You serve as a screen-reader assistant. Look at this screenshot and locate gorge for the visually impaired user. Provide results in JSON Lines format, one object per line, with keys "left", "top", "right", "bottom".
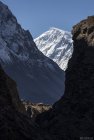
{"left": 0, "top": 1, "right": 94, "bottom": 140}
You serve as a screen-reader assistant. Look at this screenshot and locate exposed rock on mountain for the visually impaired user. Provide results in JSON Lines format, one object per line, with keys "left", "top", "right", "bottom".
{"left": 22, "top": 100, "right": 52, "bottom": 119}
{"left": 36, "top": 16, "right": 94, "bottom": 139}
{"left": 35, "top": 27, "right": 73, "bottom": 70}
{"left": 0, "top": 64, "right": 48, "bottom": 140}
{"left": 0, "top": 1, "right": 64, "bottom": 104}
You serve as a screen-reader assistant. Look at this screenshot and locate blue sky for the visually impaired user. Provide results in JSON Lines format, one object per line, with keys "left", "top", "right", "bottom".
{"left": 1, "top": 0, "right": 94, "bottom": 38}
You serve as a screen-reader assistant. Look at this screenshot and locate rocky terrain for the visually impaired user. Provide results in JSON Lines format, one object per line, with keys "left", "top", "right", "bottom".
{"left": 36, "top": 16, "right": 94, "bottom": 139}
{"left": 35, "top": 27, "right": 73, "bottom": 70}
{"left": 0, "top": 1, "right": 94, "bottom": 140}
{"left": 0, "top": 64, "right": 50, "bottom": 140}
{"left": 0, "top": 1, "right": 64, "bottom": 104}
{"left": 22, "top": 100, "right": 52, "bottom": 119}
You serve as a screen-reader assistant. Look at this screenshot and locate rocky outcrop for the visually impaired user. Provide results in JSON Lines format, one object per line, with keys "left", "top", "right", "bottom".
{"left": 23, "top": 100, "right": 52, "bottom": 119}
{"left": 36, "top": 16, "right": 94, "bottom": 139}
{"left": 0, "top": 64, "right": 49, "bottom": 140}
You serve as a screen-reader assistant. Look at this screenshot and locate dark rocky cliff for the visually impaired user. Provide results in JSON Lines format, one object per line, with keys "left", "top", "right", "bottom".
{"left": 0, "top": 64, "right": 25, "bottom": 111}
{"left": 36, "top": 16, "right": 94, "bottom": 140}
{"left": 0, "top": 64, "right": 49, "bottom": 140}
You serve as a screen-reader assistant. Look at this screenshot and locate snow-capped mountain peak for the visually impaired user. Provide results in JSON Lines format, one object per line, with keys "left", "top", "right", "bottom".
{"left": 35, "top": 27, "right": 73, "bottom": 70}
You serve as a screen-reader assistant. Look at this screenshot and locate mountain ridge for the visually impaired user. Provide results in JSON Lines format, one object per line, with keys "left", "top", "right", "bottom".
{"left": 0, "top": 1, "right": 65, "bottom": 104}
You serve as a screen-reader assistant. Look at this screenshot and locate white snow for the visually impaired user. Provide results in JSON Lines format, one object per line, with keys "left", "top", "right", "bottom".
{"left": 35, "top": 27, "right": 73, "bottom": 70}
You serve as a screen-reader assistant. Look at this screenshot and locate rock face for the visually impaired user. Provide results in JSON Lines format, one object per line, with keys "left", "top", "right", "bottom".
{"left": 0, "top": 1, "right": 65, "bottom": 104}
{"left": 0, "top": 64, "right": 48, "bottom": 140}
{"left": 36, "top": 16, "right": 94, "bottom": 139}
{"left": 23, "top": 100, "right": 52, "bottom": 119}
{"left": 0, "top": 64, "right": 25, "bottom": 112}
{"left": 35, "top": 27, "right": 73, "bottom": 70}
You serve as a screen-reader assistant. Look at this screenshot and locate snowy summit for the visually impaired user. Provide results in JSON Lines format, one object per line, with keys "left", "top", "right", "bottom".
{"left": 35, "top": 27, "right": 73, "bottom": 70}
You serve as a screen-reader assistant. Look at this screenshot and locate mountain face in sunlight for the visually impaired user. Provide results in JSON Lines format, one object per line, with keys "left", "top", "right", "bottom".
{"left": 35, "top": 27, "right": 73, "bottom": 71}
